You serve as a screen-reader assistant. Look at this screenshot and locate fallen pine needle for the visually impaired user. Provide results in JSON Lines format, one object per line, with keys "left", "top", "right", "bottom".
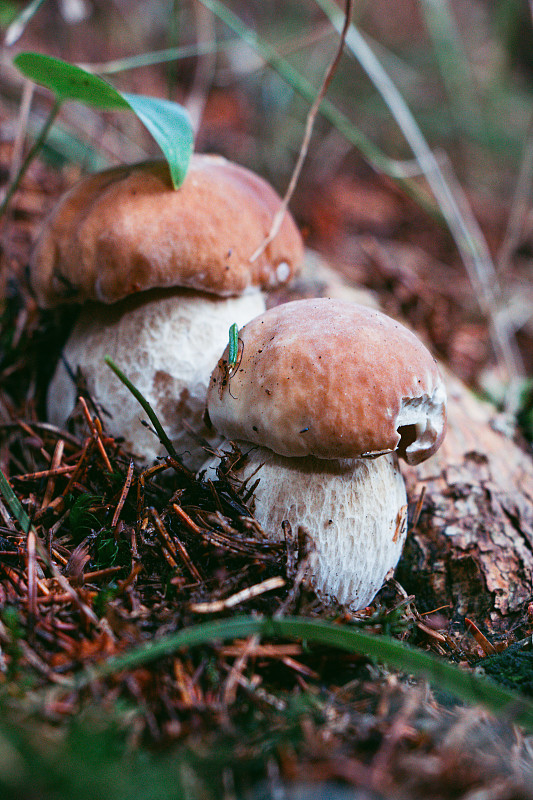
{"left": 189, "top": 576, "right": 286, "bottom": 613}
{"left": 78, "top": 396, "right": 113, "bottom": 472}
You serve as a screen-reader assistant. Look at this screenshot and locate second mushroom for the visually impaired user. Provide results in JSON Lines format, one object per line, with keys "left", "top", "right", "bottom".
{"left": 205, "top": 298, "right": 447, "bottom": 610}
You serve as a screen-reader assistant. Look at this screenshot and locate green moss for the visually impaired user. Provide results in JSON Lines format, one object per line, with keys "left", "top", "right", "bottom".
{"left": 477, "top": 644, "right": 533, "bottom": 696}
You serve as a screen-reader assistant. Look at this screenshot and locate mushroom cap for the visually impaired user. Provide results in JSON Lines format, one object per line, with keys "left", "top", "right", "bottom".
{"left": 207, "top": 298, "right": 447, "bottom": 465}
{"left": 30, "top": 154, "right": 304, "bottom": 308}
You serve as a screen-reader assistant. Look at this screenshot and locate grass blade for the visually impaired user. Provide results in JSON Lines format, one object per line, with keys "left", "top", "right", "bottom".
{"left": 419, "top": 0, "right": 481, "bottom": 132}
{"left": 4, "top": 0, "right": 48, "bottom": 47}
{"left": 0, "top": 98, "right": 61, "bottom": 219}
{"left": 71, "top": 614, "right": 533, "bottom": 731}
{"left": 314, "top": 0, "right": 523, "bottom": 387}
{"left": 80, "top": 39, "right": 238, "bottom": 75}
{"left": 104, "top": 356, "right": 178, "bottom": 460}
{"left": 0, "top": 468, "right": 31, "bottom": 534}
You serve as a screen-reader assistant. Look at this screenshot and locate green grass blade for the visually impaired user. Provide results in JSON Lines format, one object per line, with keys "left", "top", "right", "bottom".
{"left": 4, "top": 0, "right": 48, "bottom": 46}
{"left": 81, "top": 39, "right": 238, "bottom": 75}
{"left": 0, "top": 99, "right": 61, "bottom": 218}
{"left": 104, "top": 356, "right": 178, "bottom": 460}
{"left": 0, "top": 468, "right": 30, "bottom": 534}
{"left": 419, "top": 0, "right": 481, "bottom": 132}
{"left": 71, "top": 615, "right": 533, "bottom": 731}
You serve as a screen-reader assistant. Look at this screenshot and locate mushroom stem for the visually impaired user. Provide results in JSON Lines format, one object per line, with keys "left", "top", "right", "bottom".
{"left": 212, "top": 444, "right": 408, "bottom": 610}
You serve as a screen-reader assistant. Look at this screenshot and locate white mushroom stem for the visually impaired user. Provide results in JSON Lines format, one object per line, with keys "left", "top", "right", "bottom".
{"left": 206, "top": 444, "right": 408, "bottom": 610}
{"left": 47, "top": 289, "right": 266, "bottom": 468}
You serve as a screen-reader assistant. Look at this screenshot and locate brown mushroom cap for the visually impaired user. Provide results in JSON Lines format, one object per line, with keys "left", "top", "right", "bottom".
{"left": 207, "top": 298, "right": 447, "bottom": 465}
{"left": 30, "top": 154, "right": 304, "bottom": 308}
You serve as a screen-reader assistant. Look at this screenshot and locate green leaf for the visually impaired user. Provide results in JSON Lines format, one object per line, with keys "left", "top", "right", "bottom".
{"left": 121, "top": 93, "right": 193, "bottom": 188}
{"left": 13, "top": 51, "right": 128, "bottom": 108}
{"left": 12, "top": 52, "right": 193, "bottom": 187}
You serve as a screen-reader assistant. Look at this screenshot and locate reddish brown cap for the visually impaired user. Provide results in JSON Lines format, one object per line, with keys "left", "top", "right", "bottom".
{"left": 207, "top": 298, "right": 447, "bottom": 465}
{"left": 30, "top": 154, "right": 304, "bottom": 307}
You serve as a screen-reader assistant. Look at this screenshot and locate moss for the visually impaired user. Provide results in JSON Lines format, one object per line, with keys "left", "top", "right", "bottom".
{"left": 477, "top": 644, "right": 533, "bottom": 696}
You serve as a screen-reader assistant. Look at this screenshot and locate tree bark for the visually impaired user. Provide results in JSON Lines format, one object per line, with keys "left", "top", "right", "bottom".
{"left": 399, "top": 367, "right": 533, "bottom": 628}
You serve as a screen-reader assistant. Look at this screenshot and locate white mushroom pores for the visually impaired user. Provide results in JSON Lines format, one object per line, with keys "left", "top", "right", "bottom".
{"left": 205, "top": 298, "right": 447, "bottom": 610}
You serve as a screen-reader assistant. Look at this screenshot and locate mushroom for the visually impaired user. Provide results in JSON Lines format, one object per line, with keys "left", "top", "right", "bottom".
{"left": 205, "top": 298, "right": 447, "bottom": 610}
{"left": 30, "top": 154, "right": 303, "bottom": 466}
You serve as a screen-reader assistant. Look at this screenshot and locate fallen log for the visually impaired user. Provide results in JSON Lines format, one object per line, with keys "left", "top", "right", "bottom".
{"left": 399, "top": 366, "right": 533, "bottom": 629}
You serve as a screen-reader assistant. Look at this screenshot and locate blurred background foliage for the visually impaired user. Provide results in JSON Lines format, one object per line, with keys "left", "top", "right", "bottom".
{"left": 2, "top": 0, "right": 533, "bottom": 191}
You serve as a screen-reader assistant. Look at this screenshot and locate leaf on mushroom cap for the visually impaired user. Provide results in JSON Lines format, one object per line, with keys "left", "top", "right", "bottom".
{"left": 207, "top": 298, "right": 447, "bottom": 465}
{"left": 30, "top": 155, "right": 304, "bottom": 308}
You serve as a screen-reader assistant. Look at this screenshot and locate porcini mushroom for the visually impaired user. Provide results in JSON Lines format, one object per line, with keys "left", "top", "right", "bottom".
{"left": 205, "top": 298, "right": 447, "bottom": 610}
{"left": 30, "top": 154, "right": 303, "bottom": 466}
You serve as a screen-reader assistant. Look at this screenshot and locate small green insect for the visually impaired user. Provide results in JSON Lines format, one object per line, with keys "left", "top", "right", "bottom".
{"left": 228, "top": 322, "right": 239, "bottom": 367}
{"left": 217, "top": 323, "right": 244, "bottom": 400}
